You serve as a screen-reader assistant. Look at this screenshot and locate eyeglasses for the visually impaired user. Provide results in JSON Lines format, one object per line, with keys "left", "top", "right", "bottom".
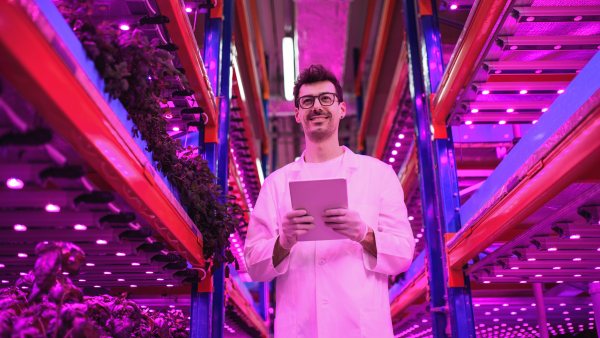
{"left": 297, "top": 93, "right": 339, "bottom": 109}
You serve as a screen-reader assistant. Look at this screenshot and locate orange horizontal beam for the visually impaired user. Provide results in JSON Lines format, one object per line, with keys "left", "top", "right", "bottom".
{"left": 397, "top": 142, "right": 418, "bottom": 203}
{"left": 372, "top": 42, "right": 408, "bottom": 160}
{"left": 431, "top": 0, "right": 510, "bottom": 133}
{"left": 155, "top": 0, "right": 219, "bottom": 143}
{"left": 226, "top": 277, "right": 268, "bottom": 337}
{"left": 0, "top": 0, "right": 205, "bottom": 267}
{"left": 447, "top": 104, "right": 600, "bottom": 270}
{"left": 390, "top": 269, "right": 428, "bottom": 322}
{"left": 235, "top": 0, "right": 269, "bottom": 154}
{"left": 358, "top": 0, "right": 397, "bottom": 152}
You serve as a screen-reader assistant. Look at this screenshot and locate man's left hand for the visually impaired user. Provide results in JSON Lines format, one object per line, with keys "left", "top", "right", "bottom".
{"left": 323, "top": 209, "right": 368, "bottom": 242}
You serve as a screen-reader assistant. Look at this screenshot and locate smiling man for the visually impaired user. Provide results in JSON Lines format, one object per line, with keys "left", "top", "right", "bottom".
{"left": 244, "top": 64, "right": 415, "bottom": 338}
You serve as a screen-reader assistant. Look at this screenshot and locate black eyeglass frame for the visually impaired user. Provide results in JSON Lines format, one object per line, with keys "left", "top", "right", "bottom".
{"left": 296, "top": 93, "right": 341, "bottom": 109}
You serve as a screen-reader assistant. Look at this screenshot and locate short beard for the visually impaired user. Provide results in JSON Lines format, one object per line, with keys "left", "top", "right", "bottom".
{"left": 305, "top": 119, "right": 337, "bottom": 143}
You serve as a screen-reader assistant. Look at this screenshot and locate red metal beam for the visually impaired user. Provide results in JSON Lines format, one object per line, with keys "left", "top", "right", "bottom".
{"left": 155, "top": 0, "right": 219, "bottom": 143}
{"left": 398, "top": 143, "right": 418, "bottom": 203}
{"left": 225, "top": 277, "right": 268, "bottom": 337}
{"left": 389, "top": 269, "right": 428, "bottom": 322}
{"left": 232, "top": 56, "right": 262, "bottom": 191}
{"left": 372, "top": 42, "right": 408, "bottom": 159}
{"left": 0, "top": 0, "right": 205, "bottom": 267}
{"left": 235, "top": 0, "right": 269, "bottom": 154}
{"left": 431, "top": 0, "right": 511, "bottom": 138}
{"left": 249, "top": 0, "right": 270, "bottom": 101}
{"left": 447, "top": 104, "right": 600, "bottom": 271}
{"left": 358, "top": 0, "right": 398, "bottom": 152}
{"left": 354, "top": 0, "right": 377, "bottom": 97}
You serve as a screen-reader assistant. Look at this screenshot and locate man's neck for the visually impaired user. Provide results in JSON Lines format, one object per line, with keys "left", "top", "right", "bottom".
{"left": 303, "top": 136, "right": 344, "bottom": 163}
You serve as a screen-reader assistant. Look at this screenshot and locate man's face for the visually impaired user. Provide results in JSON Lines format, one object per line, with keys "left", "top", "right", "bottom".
{"left": 294, "top": 81, "right": 346, "bottom": 143}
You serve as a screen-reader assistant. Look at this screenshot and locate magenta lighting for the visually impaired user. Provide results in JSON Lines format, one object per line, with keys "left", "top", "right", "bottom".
{"left": 471, "top": 108, "right": 479, "bottom": 113}
{"left": 519, "top": 90, "right": 527, "bottom": 94}
{"left": 13, "top": 224, "right": 26, "bottom": 231}
{"left": 116, "top": 252, "right": 126, "bottom": 256}
{"left": 499, "top": 120, "right": 507, "bottom": 125}
{"left": 96, "top": 239, "right": 108, "bottom": 245}
{"left": 86, "top": 263, "right": 95, "bottom": 266}
{"left": 465, "top": 121, "right": 473, "bottom": 125}
{"left": 45, "top": 203, "right": 60, "bottom": 212}
{"left": 6, "top": 178, "right": 23, "bottom": 189}
{"left": 398, "top": 134, "right": 405, "bottom": 139}
{"left": 17, "top": 253, "right": 27, "bottom": 258}
{"left": 389, "top": 157, "right": 395, "bottom": 163}
{"left": 395, "top": 142, "right": 401, "bottom": 147}
{"left": 450, "top": 4, "right": 457, "bottom": 9}
{"left": 558, "top": 89, "right": 565, "bottom": 94}
{"left": 120, "top": 24, "right": 130, "bottom": 31}
{"left": 173, "top": 126, "right": 180, "bottom": 131}
{"left": 74, "top": 224, "right": 87, "bottom": 230}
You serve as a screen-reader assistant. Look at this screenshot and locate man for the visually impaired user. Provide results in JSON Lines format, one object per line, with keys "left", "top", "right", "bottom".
{"left": 244, "top": 64, "right": 415, "bottom": 338}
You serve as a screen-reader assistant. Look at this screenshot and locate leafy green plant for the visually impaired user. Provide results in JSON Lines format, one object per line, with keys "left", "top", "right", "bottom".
{"left": 56, "top": 0, "right": 244, "bottom": 269}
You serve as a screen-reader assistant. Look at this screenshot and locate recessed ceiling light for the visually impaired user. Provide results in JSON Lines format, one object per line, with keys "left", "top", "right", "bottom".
{"left": 96, "top": 239, "right": 108, "bottom": 245}
{"left": 132, "top": 263, "right": 140, "bottom": 266}
{"left": 482, "top": 90, "right": 490, "bottom": 95}
{"left": 116, "top": 252, "right": 126, "bottom": 257}
{"left": 167, "top": 284, "right": 174, "bottom": 287}
{"left": 74, "top": 224, "right": 87, "bottom": 230}
{"left": 119, "top": 24, "right": 130, "bottom": 31}
{"left": 17, "top": 253, "right": 27, "bottom": 258}
{"left": 130, "top": 285, "right": 137, "bottom": 288}
{"left": 94, "top": 285, "right": 101, "bottom": 288}
{"left": 449, "top": 4, "right": 458, "bottom": 9}
{"left": 118, "top": 279, "right": 125, "bottom": 281}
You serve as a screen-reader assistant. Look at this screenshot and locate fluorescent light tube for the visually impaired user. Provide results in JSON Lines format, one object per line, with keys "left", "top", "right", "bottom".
{"left": 283, "top": 37, "right": 295, "bottom": 101}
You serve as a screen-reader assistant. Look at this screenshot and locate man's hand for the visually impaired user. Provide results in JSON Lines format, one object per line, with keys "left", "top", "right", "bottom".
{"left": 322, "top": 208, "right": 368, "bottom": 242}
{"left": 279, "top": 210, "right": 315, "bottom": 250}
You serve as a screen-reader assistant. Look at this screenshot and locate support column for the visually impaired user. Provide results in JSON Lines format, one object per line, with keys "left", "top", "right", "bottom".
{"left": 190, "top": 283, "right": 212, "bottom": 338}
{"left": 211, "top": 1, "right": 234, "bottom": 338}
{"left": 402, "top": 0, "right": 447, "bottom": 337}
{"left": 403, "top": 0, "right": 476, "bottom": 337}
{"left": 533, "top": 283, "right": 549, "bottom": 338}
{"left": 589, "top": 283, "right": 600, "bottom": 331}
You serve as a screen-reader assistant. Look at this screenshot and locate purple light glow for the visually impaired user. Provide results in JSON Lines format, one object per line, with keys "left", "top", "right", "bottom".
{"left": 506, "top": 109, "right": 514, "bottom": 113}
{"left": 17, "top": 253, "right": 27, "bottom": 258}
{"left": 116, "top": 252, "right": 126, "bottom": 256}
{"left": 395, "top": 142, "right": 401, "bottom": 147}
{"left": 570, "top": 234, "right": 580, "bottom": 239}
{"left": 510, "top": 46, "right": 518, "bottom": 50}
{"left": 74, "top": 224, "right": 87, "bottom": 230}
{"left": 471, "top": 109, "right": 479, "bottom": 113}
{"left": 389, "top": 158, "right": 395, "bottom": 163}
{"left": 558, "top": 89, "right": 565, "bottom": 94}
{"left": 45, "top": 204, "right": 60, "bottom": 212}
{"left": 526, "top": 16, "right": 535, "bottom": 22}
{"left": 398, "top": 134, "right": 405, "bottom": 139}
{"left": 173, "top": 127, "right": 180, "bottom": 131}
{"left": 465, "top": 121, "right": 473, "bottom": 125}
{"left": 450, "top": 4, "right": 457, "bottom": 9}
{"left": 185, "top": 7, "right": 192, "bottom": 12}
{"left": 96, "top": 239, "right": 108, "bottom": 245}
{"left": 13, "top": 224, "right": 26, "bottom": 231}
{"left": 519, "top": 90, "right": 527, "bottom": 94}
{"left": 6, "top": 178, "right": 23, "bottom": 189}
{"left": 554, "top": 45, "right": 562, "bottom": 50}
{"left": 499, "top": 121, "right": 506, "bottom": 125}
{"left": 482, "top": 90, "right": 490, "bottom": 95}
{"left": 120, "top": 24, "right": 130, "bottom": 31}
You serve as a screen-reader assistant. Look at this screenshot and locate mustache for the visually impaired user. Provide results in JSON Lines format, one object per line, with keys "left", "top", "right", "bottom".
{"left": 307, "top": 111, "right": 331, "bottom": 120}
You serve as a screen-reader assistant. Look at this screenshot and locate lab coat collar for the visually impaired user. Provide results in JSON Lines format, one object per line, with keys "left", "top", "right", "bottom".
{"left": 290, "top": 146, "right": 359, "bottom": 173}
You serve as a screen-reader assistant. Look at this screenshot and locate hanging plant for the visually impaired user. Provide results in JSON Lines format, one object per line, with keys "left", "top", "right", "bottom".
{"left": 55, "top": 0, "right": 244, "bottom": 269}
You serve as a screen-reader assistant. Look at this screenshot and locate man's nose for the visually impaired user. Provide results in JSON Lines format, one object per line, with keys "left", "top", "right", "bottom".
{"left": 312, "top": 98, "right": 323, "bottom": 111}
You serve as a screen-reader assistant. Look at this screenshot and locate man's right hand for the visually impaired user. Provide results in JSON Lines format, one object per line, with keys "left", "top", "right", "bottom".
{"left": 279, "top": 210, "right": 315, "bottom": 250}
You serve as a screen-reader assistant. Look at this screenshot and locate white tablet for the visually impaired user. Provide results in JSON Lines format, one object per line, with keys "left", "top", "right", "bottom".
{"left": 289, "top": 178, "right": 348, "bottom": 241}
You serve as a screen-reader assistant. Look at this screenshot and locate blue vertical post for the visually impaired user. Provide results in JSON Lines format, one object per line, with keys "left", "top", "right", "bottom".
{"left": 402, "top": 0, "right": 447, "bottom": 337}
{"left": 190, "top": 5, "right": 223, "bottom": 338}
{"left": 190, "top": 283, "right": 212, "bottom": 338}
{"left": 212, "top": 1, "right": 234, "bottom": 338}
{"left": 262, "top": 98, "right": 269, "bottom": 177}
{"left": 410, "top": 0, "right": 477, "bottom": 337}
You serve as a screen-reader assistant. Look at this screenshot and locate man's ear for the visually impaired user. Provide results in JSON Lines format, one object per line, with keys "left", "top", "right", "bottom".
{"left": 295, "top": 108, "right": 300, "bottom": 123}
{"left": 339, "top": 102, "right": 346, "bottom": 118}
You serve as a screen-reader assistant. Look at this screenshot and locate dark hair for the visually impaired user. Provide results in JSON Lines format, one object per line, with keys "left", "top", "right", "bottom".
{"left": 293, "top": 64, "right": 344, "bottom": 108}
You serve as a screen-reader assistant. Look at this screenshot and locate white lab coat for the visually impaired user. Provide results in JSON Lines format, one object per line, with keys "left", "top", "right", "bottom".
{"left": 244, "top": 147, "right": 415, "bottom": 338}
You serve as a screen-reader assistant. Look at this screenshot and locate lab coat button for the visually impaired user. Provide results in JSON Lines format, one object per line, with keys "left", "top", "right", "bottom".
{"left": 319, "top": 260, "right": 326, "bottom": 266}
